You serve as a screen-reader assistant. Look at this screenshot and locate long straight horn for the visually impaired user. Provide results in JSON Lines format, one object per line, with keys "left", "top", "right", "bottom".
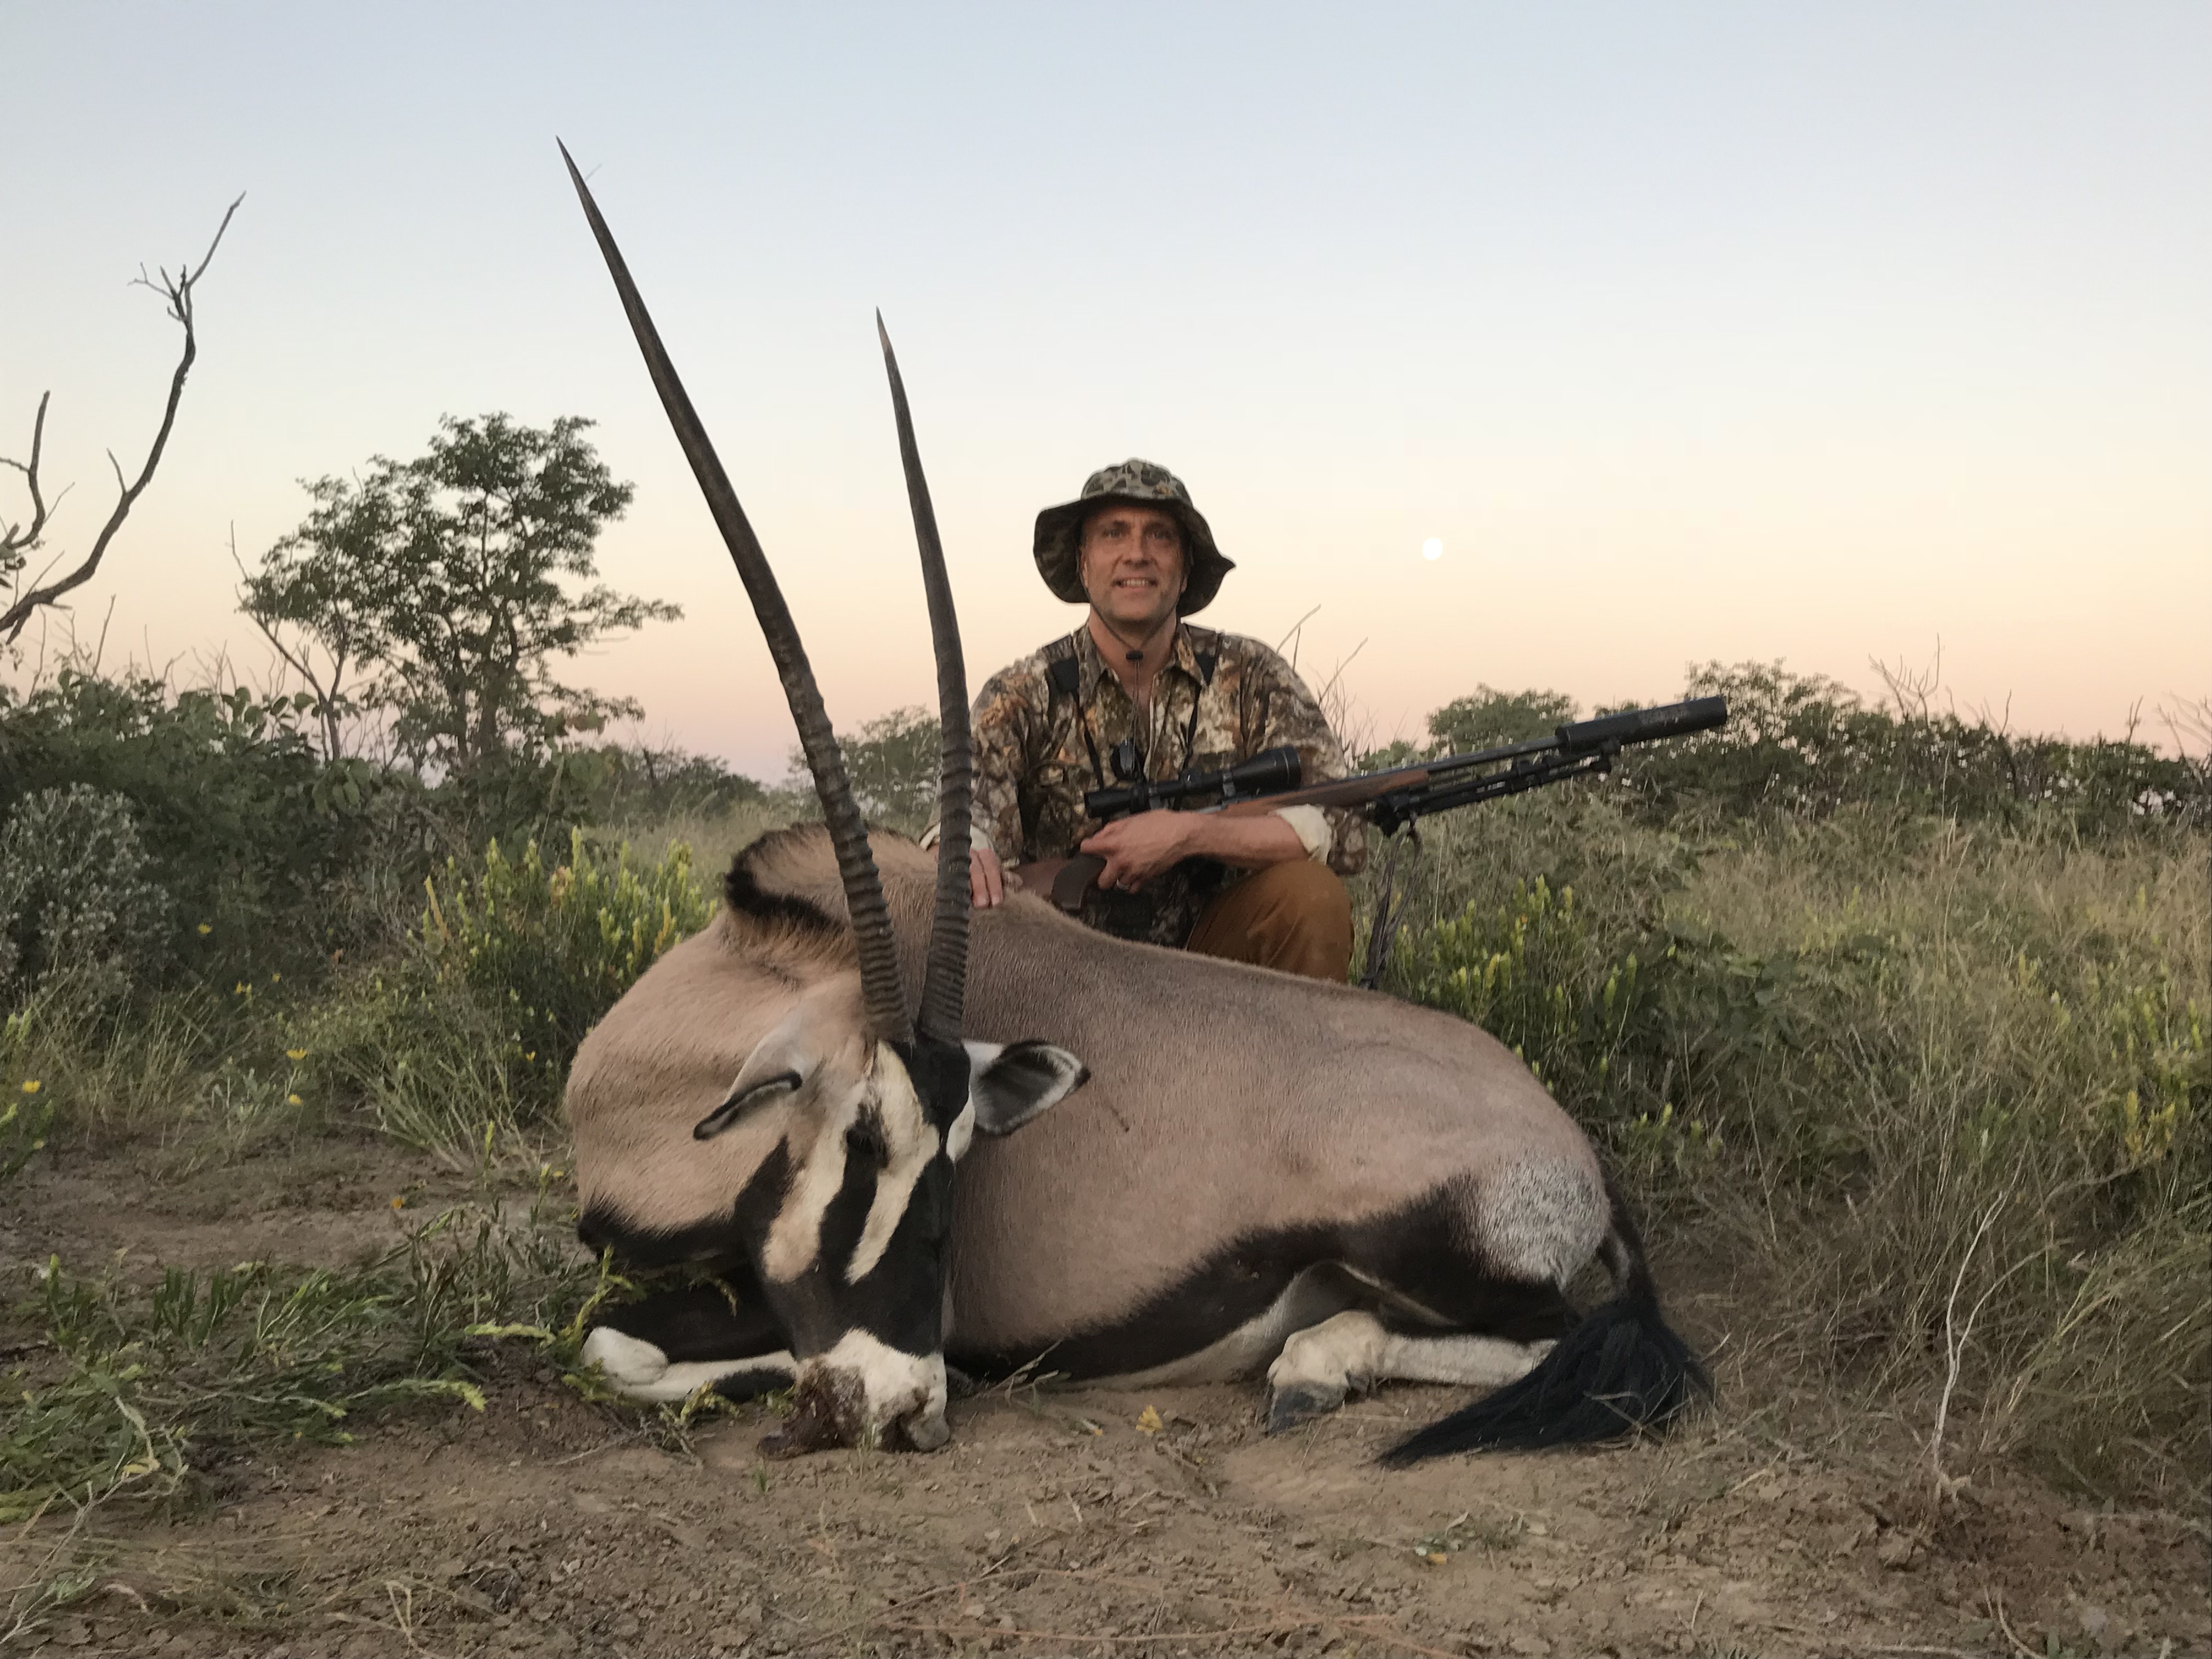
{"left": 876, "top": 314, "right": 969, "bottom": 1042}
{"left": 559, "top": 142, "right": 911, "bottom": 1044}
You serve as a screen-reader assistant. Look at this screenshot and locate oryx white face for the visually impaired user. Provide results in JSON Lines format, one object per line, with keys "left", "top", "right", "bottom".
{"left": 696, "top": 979, "right": 1085, "bottom": 1454}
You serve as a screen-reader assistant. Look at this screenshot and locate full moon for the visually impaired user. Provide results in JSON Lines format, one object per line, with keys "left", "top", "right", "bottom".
{"left": 1421, "top": 538, "right": 1443, "bottom": 561}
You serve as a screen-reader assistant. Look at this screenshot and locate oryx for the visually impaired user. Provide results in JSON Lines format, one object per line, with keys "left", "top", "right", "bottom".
{"left": 557, "top": 149, "right": 1708, "bottom": 1461}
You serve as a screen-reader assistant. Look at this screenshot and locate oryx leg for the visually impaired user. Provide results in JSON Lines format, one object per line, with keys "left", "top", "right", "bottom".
{"left": 582, "top": 1280, "right": 795, "bottom": 1404}
{"left": 1264, "top": 1310, "right": 1554, "bottom": 1434}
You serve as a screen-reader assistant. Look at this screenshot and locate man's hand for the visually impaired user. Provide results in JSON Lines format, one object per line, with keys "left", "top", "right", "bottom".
{"left": 1077, "top": 809, "right": 1311, "bottom": 892}
{"left": 969, "top": 845, "right": 1006, "bottom": 909}
{"left": 1079, "top": 810, "right": 1195, "bottom": 892}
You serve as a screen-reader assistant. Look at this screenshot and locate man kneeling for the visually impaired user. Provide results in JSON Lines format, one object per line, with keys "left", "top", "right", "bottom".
{"left": 956, "top": 459, "right": 1365, "bottom": 981}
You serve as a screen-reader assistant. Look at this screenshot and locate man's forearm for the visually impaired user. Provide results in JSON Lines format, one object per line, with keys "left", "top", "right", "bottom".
{"left": 1180, "top": 811, "right": 1307, "bottom": 870}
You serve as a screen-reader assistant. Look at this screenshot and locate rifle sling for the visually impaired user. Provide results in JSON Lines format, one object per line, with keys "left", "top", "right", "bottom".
{"left": 1049, "top": 853, "right": 1107, "bottom": 913}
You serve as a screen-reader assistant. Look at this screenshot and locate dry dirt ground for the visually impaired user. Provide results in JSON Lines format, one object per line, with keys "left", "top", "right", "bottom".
{"left": 3, "top": 1136, "right": 2206, "bottom": 1659}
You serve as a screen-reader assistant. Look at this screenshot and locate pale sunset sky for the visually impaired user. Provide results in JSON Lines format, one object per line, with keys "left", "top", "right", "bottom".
{"left": 5, "top": 3, "right": 2207, "bottom": 778}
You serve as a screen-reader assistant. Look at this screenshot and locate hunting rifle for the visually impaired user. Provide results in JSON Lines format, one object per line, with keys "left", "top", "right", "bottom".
{"left": 1014, "top": 693, "right": 1729, "bottom": 916}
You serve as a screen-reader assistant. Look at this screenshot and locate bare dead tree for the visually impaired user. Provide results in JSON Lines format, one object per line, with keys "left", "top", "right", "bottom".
{"left": 2161, "top": 694, "right": 2212, "bottom": 761}
{"left": 1869, "top": 640, "right": 1947, "bottom": 722}
{"left": 1, "top": 195, "right": 244, "bottom": 645}
{"left": 2158, "top": 695, "right": 2212, "bottom": 832}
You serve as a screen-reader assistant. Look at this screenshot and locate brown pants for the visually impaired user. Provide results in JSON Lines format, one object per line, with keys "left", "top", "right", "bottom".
{"left": 1185, "top": 860, "right": 1353, "bottom": 982}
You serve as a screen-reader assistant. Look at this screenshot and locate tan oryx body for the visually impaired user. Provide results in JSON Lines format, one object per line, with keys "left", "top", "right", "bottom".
{"left": 577, "top": 828, "right": 1600, "bottom": 1345}
{"left": 555, "top": 143, "right": 1703, "bottom": 1460}
{"left": 571, "top": 825, "right": 1706, "bottom": 1457}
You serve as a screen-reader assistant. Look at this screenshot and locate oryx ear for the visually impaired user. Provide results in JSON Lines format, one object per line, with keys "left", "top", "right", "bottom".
{"left": 695, "top": 1008, "right": 820, "bottom": 1140}
{"left": 963, "top": 1040, "right": 1088, "bottom": 1137}
{"left": 693, "top": 1070, "right": 802, "bottom": 1140}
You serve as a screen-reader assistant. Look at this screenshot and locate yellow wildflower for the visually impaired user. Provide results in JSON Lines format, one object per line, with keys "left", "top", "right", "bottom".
{"left": 286, "top": 1048, "right": 308, "bottom": 1062}
{"left": 196, "top": 922, "right": 212, "bottom": 935}
{"left": 20, "top": 1081, "right": 40, "bottom": 1095}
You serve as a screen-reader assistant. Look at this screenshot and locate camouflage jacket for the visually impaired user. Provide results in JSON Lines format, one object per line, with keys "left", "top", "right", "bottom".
{"left": 967, "top": 623, "right": 1366, "bottom": 946}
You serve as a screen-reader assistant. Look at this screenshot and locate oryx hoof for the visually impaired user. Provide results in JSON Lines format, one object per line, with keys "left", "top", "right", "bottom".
{"left": 579, "top": 1327, "right": 669, "bottom": 1391}
{"left": 1266, "top": 1382, "right": 1345, "bottom": 1435}
{"left": 901, "top": 1412, "right": 952, "bottom": 1452}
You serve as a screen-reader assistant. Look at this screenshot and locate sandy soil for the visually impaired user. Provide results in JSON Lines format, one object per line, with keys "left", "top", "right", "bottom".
{"left": 3, "top": 1138, "right": 2205, "bottom": 1659}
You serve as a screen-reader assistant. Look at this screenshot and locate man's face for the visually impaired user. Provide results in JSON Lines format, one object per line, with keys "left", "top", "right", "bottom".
{"left": 1079, "top": 504, "right": 1186, "bottom": 634}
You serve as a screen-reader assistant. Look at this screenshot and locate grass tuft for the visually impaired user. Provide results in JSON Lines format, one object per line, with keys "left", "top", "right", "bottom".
{"left": 0, "top": 1197, "right": 603, "bottom": 1525}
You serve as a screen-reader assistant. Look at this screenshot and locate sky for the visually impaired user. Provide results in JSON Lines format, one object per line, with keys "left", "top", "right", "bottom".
{"left": 4, "top": 2, "right": 2207, "bottom": 777}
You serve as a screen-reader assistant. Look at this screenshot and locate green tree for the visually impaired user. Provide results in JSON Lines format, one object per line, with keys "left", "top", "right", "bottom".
{"left": 1426, "top": 686, "right": 1579, "bottom": 752}
{"left": 242, "top": 415, "right": 676, "bottom": 780}
{"left": 573, "top": 741, "right": 767, "bottom": 822}
{"left": 791, "top": 706, "right": 938, "bottom": 836}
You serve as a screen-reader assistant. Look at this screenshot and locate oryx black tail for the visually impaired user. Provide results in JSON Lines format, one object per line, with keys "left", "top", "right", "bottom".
{"left": 1381, "top": 1180, "right": 1709, "bottom": 1463}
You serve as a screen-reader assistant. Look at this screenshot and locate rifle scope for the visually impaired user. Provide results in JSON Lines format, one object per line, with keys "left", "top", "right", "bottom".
{"left": 1085, "top": 744, "right": 1302, "bottom": 822}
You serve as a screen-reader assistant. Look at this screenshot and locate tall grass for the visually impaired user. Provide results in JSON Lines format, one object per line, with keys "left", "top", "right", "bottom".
{"left": 0, "top": 969, "right": 394, "bottom": 1197}
{"left": 0, "top": 982, "right": 216, "bottom": 1150}
{"left": 597, "top": 792, "right": 812, "bottom": 883}
{"left": 1378, "top": 792, "right": 2209, "bottom": 1502}
{"left": 1676, "top": 815, "right": 2207, "bottom": 1500}
{"left": 0, "top": 828, "right": 730, "bottom": 1173}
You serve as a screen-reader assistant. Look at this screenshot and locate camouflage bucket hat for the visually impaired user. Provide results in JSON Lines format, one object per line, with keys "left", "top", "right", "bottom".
{"left": 1032, "top": 458, "right": 1235, "bottom": 616}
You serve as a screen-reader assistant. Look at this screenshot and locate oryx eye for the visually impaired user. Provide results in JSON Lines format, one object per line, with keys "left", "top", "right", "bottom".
{"left": 845, "top": 1120, "right": 888, "bottom": 1166}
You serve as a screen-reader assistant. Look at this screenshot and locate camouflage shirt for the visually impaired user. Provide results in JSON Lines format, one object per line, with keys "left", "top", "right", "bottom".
{"left": 968, "top": 623, "right": 1366, "bottom": 946}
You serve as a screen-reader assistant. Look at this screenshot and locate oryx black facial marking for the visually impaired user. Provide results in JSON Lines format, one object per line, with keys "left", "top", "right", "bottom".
{"left": 577, "top": 1144, "right": 793, "bottom": 1274}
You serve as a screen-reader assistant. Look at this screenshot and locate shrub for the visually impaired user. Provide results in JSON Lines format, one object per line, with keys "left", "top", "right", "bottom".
{"left": 1392, "top": 879, "right": 1654, "bottom": 1111}
{"left": 0, "top": 786, "right": 169, "bottom": 1003}
{"left": 307, "top": 832, "right": 713, "bottom": 1161}
{"left": 419, "top": 830, "right": 712, "bottom": 1077}
{"left": 1384, "top": 873, "right": 1730, "bottom": 1189}
{"left": 1425, "top": 685, "right": 1579, "bottom": 751}
{"left": 571, "top": 741, "right": 767, "bottom": 823}
{"left": 1611, "top": 662, "right": 2206, "bottom": 832}
{"left": 0, "top": 671, "right": 419, "bottom": 981}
